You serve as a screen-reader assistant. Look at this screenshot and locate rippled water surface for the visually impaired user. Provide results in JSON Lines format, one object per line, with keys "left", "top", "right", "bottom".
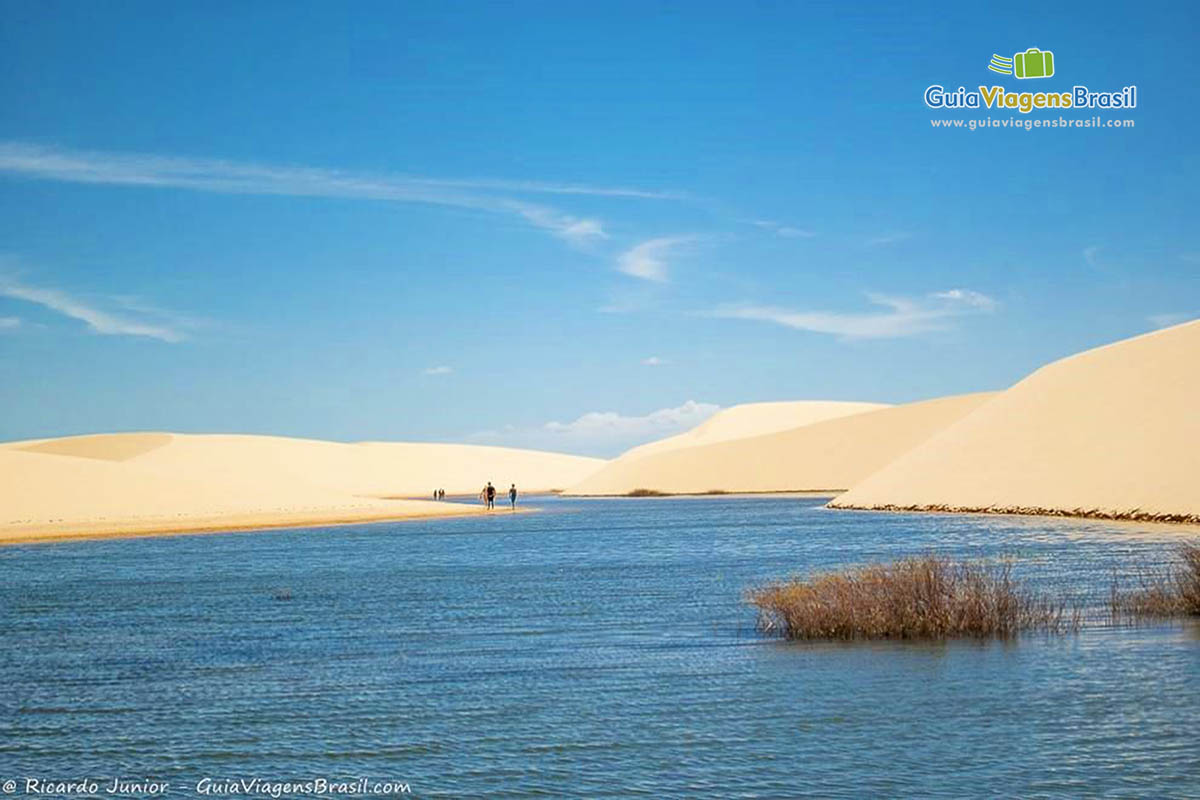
{"left": 2, "top": 496, "right": 1199, "bottom": 798}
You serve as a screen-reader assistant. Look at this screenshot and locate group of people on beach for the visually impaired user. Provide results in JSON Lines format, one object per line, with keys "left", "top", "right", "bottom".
{"left": 480, "top": 482, "right": 517, "bottom": 510}
{"left": 432, "top": 482, "right": 518, "bottom": 510}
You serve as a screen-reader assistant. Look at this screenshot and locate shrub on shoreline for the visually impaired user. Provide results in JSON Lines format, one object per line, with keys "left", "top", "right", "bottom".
{"left": 1110, "top": 542, "right": 1200, "bottom": 619}
{"left": 749, "top": 555, "right": 1080, "bottom": 641}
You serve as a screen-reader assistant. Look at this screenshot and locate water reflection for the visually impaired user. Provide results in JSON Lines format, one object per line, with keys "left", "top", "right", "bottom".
{"left": 0, "top": 496, "right": 1197, "bottom": 797}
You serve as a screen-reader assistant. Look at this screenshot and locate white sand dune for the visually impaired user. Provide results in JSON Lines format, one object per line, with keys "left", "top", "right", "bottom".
{"left": 565, "top": 393, "right": 995, "bottom": 496}
{"left": 18, "top": 317, "right": 1191, "bottom": 541}
{"left": 831, "top": 320, "right": 1200, "bottom": 523}
{"left": 0, "top": 434, "right": 604, "bottom": 544}
{"left": 619, "top": 401, "right": 890, "bottom": 461}
{"left": 83, "top": 434, "right": 603, "bottom": 497}
{"left": 17, "top": 432, "right": 174, "bottom": 461}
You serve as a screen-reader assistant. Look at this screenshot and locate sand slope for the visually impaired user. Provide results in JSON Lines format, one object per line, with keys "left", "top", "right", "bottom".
{"left": 97, "top": 434, "right": 603, "bottom": 497}
{"left": 0, "top": 434, "right": 604, "bottom": 544}
{"left": 566, "top": 393, "right": 995, "bottom": 496}
{"left": 619, "top": 401, "right": 889, "bottom": 461}
{"left": 16, "top": 432, "right": 174, "bottom": 461}
{"left": 831, "top": 320, "right": 1200, "bottom": 522}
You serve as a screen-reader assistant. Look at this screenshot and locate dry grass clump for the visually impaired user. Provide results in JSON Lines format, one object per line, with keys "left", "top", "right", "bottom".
{"left": 749, "top": 555, "right": 1079, "bottom": 641}
{"left": 626, "top": 488, "right": 667, "bottom": 497}
{"left": 1110, "top": 542, "right": 1200, "bottom": 619}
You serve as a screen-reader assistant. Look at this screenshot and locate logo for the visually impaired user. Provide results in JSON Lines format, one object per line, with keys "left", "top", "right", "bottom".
{"left": 924, "top": 46, "right": 1136, "bottom": 115}
{"left": 989, "top": 48, "right": 1055, "bottom": 79}
{"left": 988, "top": 54, "right": 1014, "bottom": 75}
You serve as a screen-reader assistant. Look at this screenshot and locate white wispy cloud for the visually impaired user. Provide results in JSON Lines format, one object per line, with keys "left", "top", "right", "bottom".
{"left": 775, "top": 226, "right": 814, "bottom": 239}
{"left": 1083, "top": 245, "right": 1101, "bottom": 268}
{"left": 0, "top": 278, "right": 185, "bottom": 342}
{"left": 930, "top": 288, "right": 998, "bottom": 310}
{"left": 1147, "top": 312, "right": 1195, "bottom": 330}
{"left": 0, "top": 316, "right": 19, "bottom": 329}
{"left": 617, "top": 235, "right": 696, "bottom": 282}
{"left": 641, "top": 356, "right": 664, "bottom": 366}
{"left": 865, "top": 232, "right": 913, "bottom": 247}
{"left": 423, "top": 365, "right": 453, "bottom": 375}
{"left": 0, "top": 142, "right": 678, "bottom": 246}
{"left": 751, "top": 220, "right": 816, "bottom": 239}
{"left": 412, "top": 176, "right": 682, "bottom": 200}
{"left": 507, "top": 202, "right": 608, "bottom": 246}
{"left": 714, "top": 289, "right": 997, "bottom": 340}
{"left": 468, "top": 400, "right": 720, "bottom": 457}
{"left": 545, "top": 400, "right": 718, "bottom": 437}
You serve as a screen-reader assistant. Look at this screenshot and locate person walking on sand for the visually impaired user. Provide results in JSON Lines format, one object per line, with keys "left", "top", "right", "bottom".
{"left": 509, "top": 484, "right": 518, "bottom": 510}
{"left": 484, "top": 482, "right": 496, "bottom": 510}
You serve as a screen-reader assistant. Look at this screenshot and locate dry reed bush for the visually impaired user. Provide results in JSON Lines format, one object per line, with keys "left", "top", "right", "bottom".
{"left": 1110, "top": 542, "right": 1200, "bottom": 619}
{"left": 749, "top": 555, "right": 1079, "bottom": 641}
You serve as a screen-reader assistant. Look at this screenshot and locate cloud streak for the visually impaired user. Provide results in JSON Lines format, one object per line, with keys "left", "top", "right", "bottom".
{"left": 1147, "top": 312, "right": 1194, "bottom": 330}
{"left": 865, "top": 232, "right": 913, "bottom": 247}
{"left": 545, "top": 400, "right": 718, "bottom": 438}
{"left": 751, "top": 220, "right": 815, "bottom": 238}
{"left": 714, "top": 289, "right": 997, "bottom": 340}
{"left": 423, "top": 365, "right": 453, "bottom": 375}
{"left": 0, "top": 142, "right": 682, "bottom": 246}
{"left": 617, "top": 235, "right": 697, "bottom": 282}
{"left": 507, "top": 201, "right": 608, "bottom": 246}
{"left": 0, "top": 278, "right": 185, "bottom": 341}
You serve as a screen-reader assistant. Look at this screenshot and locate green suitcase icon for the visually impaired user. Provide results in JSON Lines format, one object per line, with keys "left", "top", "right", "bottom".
{"left": 1014, "top": 48, "right": 1054, "bottom": 79}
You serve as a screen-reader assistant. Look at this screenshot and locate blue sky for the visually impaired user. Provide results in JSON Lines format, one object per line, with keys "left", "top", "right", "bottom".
{"left": 1, "top": 1, "right": 1197, "bottom": 456}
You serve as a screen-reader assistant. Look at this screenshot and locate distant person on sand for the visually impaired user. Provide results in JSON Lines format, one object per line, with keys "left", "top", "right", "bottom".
{"left": 485, "top": 482, "right": 496, "bottom": 510}
{"left": 509, "top": 484, "right": 518, "bottom": 510}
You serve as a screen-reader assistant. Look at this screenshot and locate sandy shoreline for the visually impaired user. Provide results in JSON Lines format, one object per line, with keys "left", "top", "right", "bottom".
{"left": 568, "top": 492, "right": 1200, "bottom": 526}
{"left": 829, "top": 502, "right": 1200, "bottom": 527}
{"left": 564, "top": 490, "right": 843, "bottom": 499}
{"left": 0, "top": 502, "right": 535, "bottom": 547}
{"left": 0, "top": 434, "right": 598, "bottom": 547}
{"left": 8, "top": 496, "right": 1195, "bottom": 550}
